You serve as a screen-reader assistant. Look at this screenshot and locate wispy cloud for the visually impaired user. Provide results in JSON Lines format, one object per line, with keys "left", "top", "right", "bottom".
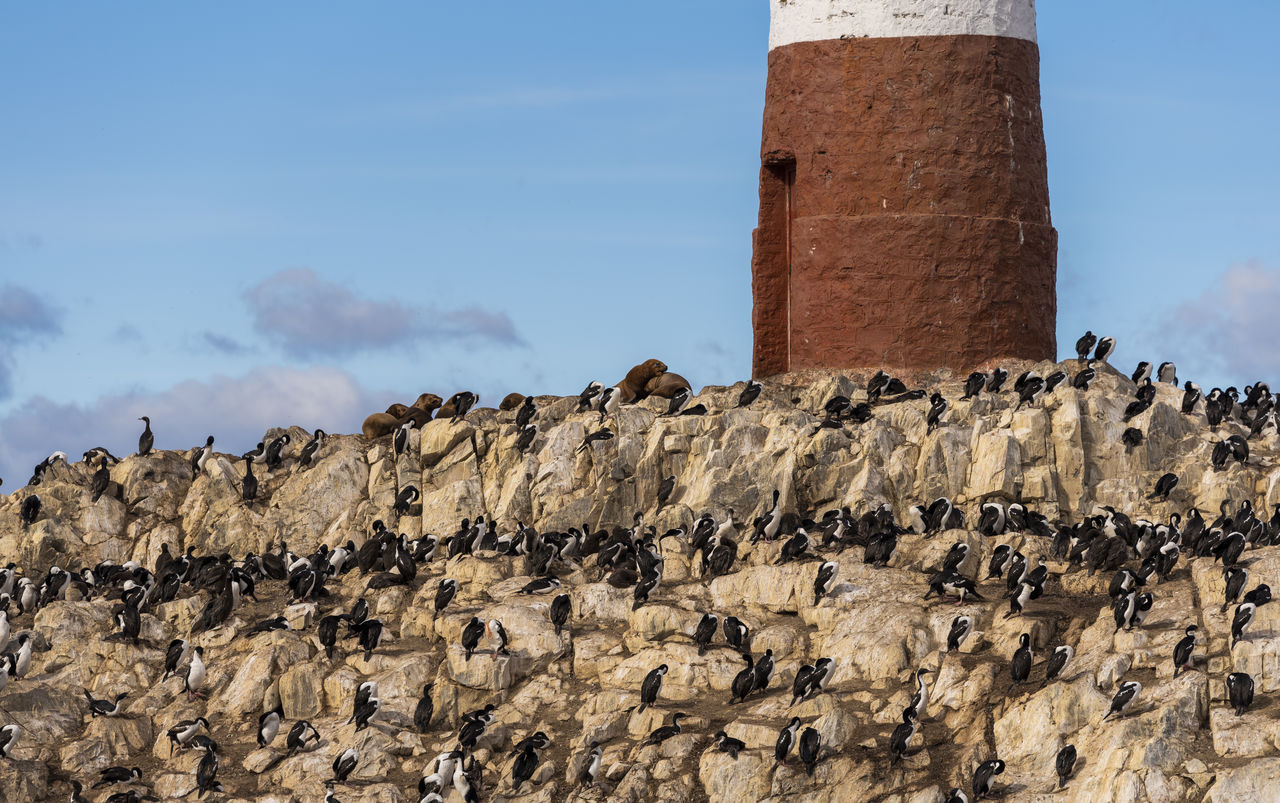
{"left": 243, "top": 268, "right": 521, "bottom": 359}
{"left": 0, "top": 283, "right": 63, "bottom": 401}
{"left": 112, "top": 324, "right": 143, "bottom": 343}
{"left": 1159, "top": 262, "right": 1280, "bottom": 380}
{"left": 197, "top": 331, "right": 254, "bottom": 356}
{"left": 0, "top": 365, "right": 397, "bottom": 483}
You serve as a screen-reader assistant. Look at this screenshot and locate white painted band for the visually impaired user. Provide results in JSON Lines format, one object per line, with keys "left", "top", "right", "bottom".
{"left": 769, "top": 0, "right": 1037, "bottom": 49}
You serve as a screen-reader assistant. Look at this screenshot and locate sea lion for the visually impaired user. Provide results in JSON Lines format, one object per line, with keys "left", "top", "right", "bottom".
{"left": 409, "top": 393, "right": 443, "bottom": 417}
{"left": 643, "top": 372, "right": 692, "bottom": 400}
{"left": 500, "top": 393, "right": 527, "bottom": 411}
{"left": 385, "top": 403, "right": 411, "bottom": 418}
{"left": 618, "top": 359, "right": 668, "bottom": 403}
{"left": 362, "top": 413, "right": 399, "bottom": 439}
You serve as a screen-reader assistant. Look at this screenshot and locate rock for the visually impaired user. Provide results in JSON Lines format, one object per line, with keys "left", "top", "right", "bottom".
{"left": 2, "top": 368, "right": 1279, "bottom": 802}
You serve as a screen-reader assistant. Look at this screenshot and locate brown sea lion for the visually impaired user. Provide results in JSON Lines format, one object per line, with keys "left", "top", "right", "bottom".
{"left": 409, "top": 393, "right": 443, "bottom": 417}
{"left": 362, "top": 412, "right": 399, "bottom": 439}
{"left": 643, "top": 372, "right": 692, "bottom": 399}
{"left": 385, "top": 403, "right": 411, "bottom": 418}
{"left": 499, "top": 393, "right": 527, "bottom": 411}
{"left": 617, "top": 359, "right": 667, "bottom": 403}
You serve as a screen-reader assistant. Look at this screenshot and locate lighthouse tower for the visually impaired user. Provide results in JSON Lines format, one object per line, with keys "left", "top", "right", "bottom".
{"left": 751, "top": 0, "right": 1057, "bottom": 376}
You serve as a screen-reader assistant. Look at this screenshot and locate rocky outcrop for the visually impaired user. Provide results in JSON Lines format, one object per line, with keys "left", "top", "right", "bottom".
{"left": 0, "top": 361, "right": 1276, "bottom": 802}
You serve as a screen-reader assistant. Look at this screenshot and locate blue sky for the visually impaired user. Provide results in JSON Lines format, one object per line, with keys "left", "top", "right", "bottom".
{"left": 1, "top": 2, "right": 1278, "bottom": 482}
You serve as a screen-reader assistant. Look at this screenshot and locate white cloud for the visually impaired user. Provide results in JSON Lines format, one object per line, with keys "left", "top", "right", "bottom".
{"left": 1164, "top": 262, "right": 1280, "bottom": 380}
{"left": 0, "top": 366, "right": 397, "bottom": 484}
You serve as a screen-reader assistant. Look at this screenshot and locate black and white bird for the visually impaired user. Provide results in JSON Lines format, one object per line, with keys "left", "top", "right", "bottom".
{"left": 813, "top": 561, "right": 838, "bottom": 606}
{"left": 1158, "top": 361, "right": 1177, "bottom": 384}
{"left": 1093, "top": 336, "right": 1115, "bottom": 363}
{"left": 183, "top": 646, "right": 206, "bottom": 700}
{"left": 166, "top": 717, "right": 208, "bottom": 751}
{"left": 434, "top": 578, "right": 459, "bottom": 619}
{"left": 332, "top": 747, "right": 359, "bottom": 782}
{"left": 798, "top": 726, "right": 821, "bottom": 776}
{"left": 1009, "top": 634, "right": 1033, "bottom": 690}
{"left": 775, "top": 716, "right": 801, "bottom": 764}
{"left": 265, "top": 433, "right": 290, "bottom": 470}
{"left": 1149, "top": 472, "right": 1178, "bottom": 500}
{"left": 663, "top": 387, "right": 691, "bottom": 415}
{"left": 1104, "top": 681, "right": 1142, "bottom": 721}
{"left": 947, "top": 615, "right": 973, "bottom": 652}
{"left": 191, "top": 436, "right": 214, "bottom": 477}
{"left": 926, "top": 393, "right": 948, "bottom": 433}
{"left": 297, "top": 428, "right": 326, "bottom": 468}
{"left": 712, "top": 730, "right": 746, "bottom": 759}
{"left": 578, "top": 741, "right": 603, "bottom": 785}
{"left": 577, "top": 381, "right": 603, "bottom": 411}
{"left": 1042, "top": 645, "right": 1074, "bottom": 686}
{"left": 638, "top": 664, "right": 667, "bottom": 713}
{"left": 642, "top": 712, "right": 686, "bottom": 746}
{"left": 519, "top": 576, "right": 561, "bottom": 595}
{"left": 1227, "top": 672, "right": 1254, "bottom": 716}
{"left": 728, "top": 653, "right": 755, "bottom": 705}
{"left": 83, "top": 688, "right": 128, "bottom": 717}
{"left": 888, "top": 707, "right": 918, "bottom": 766}
{"left": 91, "top": 766, "right": 142, "bottom": 788}
{"left": 1075, "top": 331, "right": 1097, "bottom": 361}
{"left": 736, "top": 380, "right": 763, "bottom": 408}
{"left": 550, "top": 593, "right": 572, "bottom": 637}
{"left": 1056, "top": 744, "right": 1076, "bottom": 789}
{"left": 461, "top": 617, "right": 485, "bottom": 661}
{"left": 394, "top": 485, "right": 420, "bottom": 518}
{"left": 448, "top": 391, "right": 478, "bottom": 422}
{"left": 196, "top": 746, "right": 221, "bottom": 796}
{"left": 1172, "top": 626, "right": 1197, "bottom": 676}
{"left": 1231, "top": 603, "right": 1256, "bottom": 647}
{"left": 1222, "top": 567, "right": 1249, "bottom": 613}
{"left": 285, "top": 721, "right": 321, "bottom": 758}
{"left": 693, "top": 613, "right": 718, "bottom": 656}
{"left": 1132, "top": 361, "right": 1152, "bottom": 384}
{"left": 351, "top": 618, "right": 385, "bottom": 661}
{"left": 723, "top": 617, "right": 749, "bottom": 652}
{"left": 0, "top": 724, "right": 17, "bottom": 758}
{"left": 577, "top": 427, "right": 615, "bottom": 453}
{"left": 908, "top": 668, "right": 932, "bottom": 718}
{"left": 972, "top": 758, "right": 1006, "bottom": 799}
{"left": 753, "top": 489, "right": 782, "bottom": 542}
{"left": 596, "top": 386, "right": 620, "bottom": 422}
{"left": 258, "top": 704, "right": 283, "bottom": 747}
{"left": 753, "top": 648, "right": 775, "bottom": 695}
{"left": 962, "top": 371, "right": 986, "bottom": 400}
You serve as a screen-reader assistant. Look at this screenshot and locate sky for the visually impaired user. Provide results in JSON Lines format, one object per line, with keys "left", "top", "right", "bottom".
{"left": 1, "top": 2, "right": 1279, "bottom": 483}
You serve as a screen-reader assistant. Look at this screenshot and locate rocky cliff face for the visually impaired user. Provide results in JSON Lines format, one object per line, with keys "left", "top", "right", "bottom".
{"left": 0, "top": 361, "right": 1277, "bottom": 802}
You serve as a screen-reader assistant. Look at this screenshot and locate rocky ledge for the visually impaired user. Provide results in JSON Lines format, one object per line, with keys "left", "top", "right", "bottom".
{"left": 0, "top": 360, "right": 1277, "bottom": 802}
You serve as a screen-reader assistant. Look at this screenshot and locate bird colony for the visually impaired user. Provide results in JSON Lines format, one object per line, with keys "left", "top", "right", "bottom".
{"left": 0, "top": 346, "right": 1278, "bottom": 803}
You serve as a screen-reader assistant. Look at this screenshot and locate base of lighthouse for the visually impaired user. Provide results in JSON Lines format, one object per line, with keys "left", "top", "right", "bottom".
{"left": 751, "top": 16, "right": 1057, "bottom": 377}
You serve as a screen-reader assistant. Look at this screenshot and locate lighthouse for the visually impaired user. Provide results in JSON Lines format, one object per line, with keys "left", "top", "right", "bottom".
{"left": 751, "top": 0, "right": 1057, "bottom": 376}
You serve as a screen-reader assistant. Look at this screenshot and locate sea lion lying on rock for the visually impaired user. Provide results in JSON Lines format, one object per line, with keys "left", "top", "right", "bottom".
{"left": 644, "top": 372, "right": 691, "bottom": 400}
{"left": 617, "top": 359, "right": 668, "bottom": 403}
{"left": 362, "top": 393, "right": 444, "bottom": 438}
{"left": 499, "top": 393, "right": 527, "bottom": 411}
